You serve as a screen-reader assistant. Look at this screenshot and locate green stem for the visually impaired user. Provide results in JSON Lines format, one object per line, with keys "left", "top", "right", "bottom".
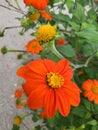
{"left": 84, "top": 48, "right": 98, "bottom": 67}
{"left": 7, "top": 49, "right": 26, "bottom": 53}
{"left": 48, "top": 41, "right": 75, "bottom": 67}
{"left": 48, "top": 41, "right": 64, "bottom": 59}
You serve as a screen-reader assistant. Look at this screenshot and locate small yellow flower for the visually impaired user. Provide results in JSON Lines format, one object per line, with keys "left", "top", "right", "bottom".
{"left": 13, "top": 115, "right": 22, "bottom": 125}
{"left": 36, "top": 24, "right": 56, "bottom": 43}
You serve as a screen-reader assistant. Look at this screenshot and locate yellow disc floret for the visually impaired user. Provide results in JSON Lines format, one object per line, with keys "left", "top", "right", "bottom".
{"left": 46, "top": 72, "right": 64, "bottom": 89}
{"left": 13, "top": 115, "right": 22, "bottom": 125}
{"left": 36, "top": 24, "right": 56, "bottom": 43}
{"left": 92, "top": 85, "right": 98, "bottom": 94}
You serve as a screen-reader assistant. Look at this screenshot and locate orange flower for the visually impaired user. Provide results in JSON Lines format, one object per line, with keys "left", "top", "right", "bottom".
{"left": 40, "top": 11, "right": 52, "bottom": 20}
{"left": 57, "top": 39, "right": 65, "bottom": 46}
{"left": 23, "top": 0, "right": 33, "bottom": 5}
{"left": 13, "top": 115, "right": 22, "bottom": 125}
{"left": 25, "top": 39, "right": 43, "bottom": 54}
{"left": 28, "top": 12, "right": 40, "bottom": 21}
{"left": 17, "top": 59, "right": 81, "bottom": 118}
{"left": 14, "top": 89, "right": 23, "bottom": 98}
{"left": 24, "top": 0, "right": 49, "bottom": 10}
{"left": 82, "top": 79, "right": 98, "bottom": 104}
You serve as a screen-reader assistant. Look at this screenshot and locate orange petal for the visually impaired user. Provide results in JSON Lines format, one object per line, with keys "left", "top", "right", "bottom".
{"left": 16, "top": 66, "right": 29, "bottom": 78}
{"left": 23, "top": 79, "right": 46, "bottom": 96}
{"left": 62, "top": 82, "right": 81, "bottom": 106}
{"left": 55, "top": 59, "right": 73, "bottom": 80}
{"left": 94, "top": 95, "right": 98, "bottom": 104}
{"left": 43, "top": 89, "right": 56, "bottom": 117}
{"left": 43, "top": 59, "right": 56, "bottom": 72}
{"left": 27, "top": 85, "right": 48, "bottom": 109}
{"left": 27, "top": 59, "right": 48, "bottom": 75}
{"left": 40, "top": 11, "right": 52, "bottom": 20}
{"left": 82, "top": 79, "right": 93, "bottom": 90}
{"left": 56, "top": 89, "right": 70, "bottom": 116}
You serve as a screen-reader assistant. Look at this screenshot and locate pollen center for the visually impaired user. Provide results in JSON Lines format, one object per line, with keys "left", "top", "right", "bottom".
{"left": 92, "top": 85, "right": 98, "bottom": 94}
{"left": 46, "top": 72, "right": 64, "bottom": 89}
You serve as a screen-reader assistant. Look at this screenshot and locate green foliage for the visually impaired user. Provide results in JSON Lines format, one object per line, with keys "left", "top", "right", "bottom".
{"left": 56, "top": 44, "right": 76, "bottom": 57}
{"left": 12, "top": 124, "right": 20, "bottom": 130}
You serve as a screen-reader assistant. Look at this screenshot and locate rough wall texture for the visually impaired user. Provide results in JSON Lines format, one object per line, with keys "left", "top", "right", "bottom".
{"left": 0, "top": 1, "right": 37, "bottom": 129}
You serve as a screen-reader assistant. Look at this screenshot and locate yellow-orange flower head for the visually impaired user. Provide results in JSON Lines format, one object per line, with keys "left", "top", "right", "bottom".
{"left": 36, "top": 24, "right": 56, "bottom": 43}
{"left": 17, "top": 59, "right": 81, "bottom": 118}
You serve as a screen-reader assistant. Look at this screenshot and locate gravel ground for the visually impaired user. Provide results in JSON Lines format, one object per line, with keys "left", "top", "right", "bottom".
{"left": 0, "top": 1, "right": 39, "bottom": 129}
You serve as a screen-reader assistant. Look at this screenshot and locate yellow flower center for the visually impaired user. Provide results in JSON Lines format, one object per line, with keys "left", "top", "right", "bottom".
{"left": 32, "top": 41, "right": 37, "bottom": 48}
{"left": 13, "top": 116, "right": 22, "bottom": 125}
{"left": 92, "top": 85, "right": 98, "bottom": 94}
{"left": 46, "top": 72, "right": 64, "bottom": 89}
{"left": 36, "top": 24, "right": 56, "bottom": 43}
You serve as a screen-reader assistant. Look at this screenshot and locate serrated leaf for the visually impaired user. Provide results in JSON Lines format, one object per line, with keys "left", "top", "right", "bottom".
{"left": 48, "top": 51, "right": 60, "bottom": 62}
{"left": 76, "top": 29, "right": 98, "bottom": 43}
{"left": 87, "top": 120, "right": 97, "bottom": 126}
{"left": 71, "top": 3, "right": 86, "bottom": 22}
{"left": 56, "top": 44, "right": 76, "bottom": 57}
{"left": 82, "top": 98, "right": 92, "bottom": 111}
{"left": 82, "top": 43, "right": 98, "bottom": 57}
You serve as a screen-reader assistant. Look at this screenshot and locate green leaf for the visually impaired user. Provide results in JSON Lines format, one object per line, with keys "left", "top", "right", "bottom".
{"left": 48, "top": 51, "right": 60, "bottom": 62}
{"left": 87, "top": 120, "right": 97, "bottom": 126}
{"left": 76, "top": 29, "right": 98, "bottom": 43}
{"left": 71, "top": 3, "right": 86, "bottom": 23}
{"left": 56, "top": 44, "right": 76, "bottom": 57}
{"left": 0, "top": 31, "right": 4, "bottom": 37}
{"left": 68, "top": 21, "right": 80, "bottom": 31}
{"left": 82, "top": 43, "right": 98, "bottom": 57}
{"left": 82, "top": 98, "right": 92, "bottom": 111}
{"left": 46, "top": 117, "right": 55, "bottom": 127}
{"left": 12, "top": 124, "right": 20, "bottom": 130}
{"left": 81, "top": 23, "right": 96, "bottom": 31}
{"left": 72, "top": 104, "right": 86, "bottom": 118}
{"left": 32, "top": 112, "right": 40, "bottom": 122}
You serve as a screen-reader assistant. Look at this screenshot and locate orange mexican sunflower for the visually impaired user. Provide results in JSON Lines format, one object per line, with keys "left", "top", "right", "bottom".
{"left": 28, "top": 12, "right": 40, "bottom": 21}
{"left": 23, "top": 0, "right": 33, "bottom": 5}
{"left": 25, "top": 39, "right": 43, "bottom": 54}
{"left": 82, "top": 79, "right": 98, "bottom": 104}
{"left": 17, "top": 59, "right": 81, "bottom": 118}
{"left": 40, "top": 11, "right": 52, "bottom": 20}
{"left": 31, "top": 0, "right": 49, "bottom": 10}
{"left": 14, "top": 89, "right": 23, "bottom": 98}
{"left": 13, "top": 116, "right": 22, "bottom": 125}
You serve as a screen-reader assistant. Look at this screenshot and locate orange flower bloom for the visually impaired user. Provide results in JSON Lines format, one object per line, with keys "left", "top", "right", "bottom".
{"left": 31, "top": 0, "right": 49, "bottom": 10}
{"left": 25, "top": 39, "right": 43, "bottom": 54}
{"left": 14, "top": 89, "right": 23, "bottom": 98}
{"left": 23, "top": 0, "right": 33, "bottom": 5}
{"left": 40, "top": 11, "right": 52, "bottom": 20}
{"left": 24, "top": 0, "right": 49, "bottom": 10}
{"left": 13, "top": 115, "right": 22, "bottom": 125}
{"left": 17, "top": 59, "right": 81, "bottom": 118}
{"left": 28, "top": 12, "right": 40, "bottom": 21}
{"left": 57, "top": 39, "right": 65, "bottom": 46}
{"left": 82, "top": 79, "right": 98, "bottom": 104}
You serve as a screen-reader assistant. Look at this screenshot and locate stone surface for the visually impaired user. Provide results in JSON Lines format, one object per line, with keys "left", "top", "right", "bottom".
{"left": 0, "top": 1, "right": 38, "bottom": 130}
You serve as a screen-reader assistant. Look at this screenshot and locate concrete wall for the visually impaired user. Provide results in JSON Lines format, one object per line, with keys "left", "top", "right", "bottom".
{"left": 0, "top": 1, "right": 36, "bottom": 129}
